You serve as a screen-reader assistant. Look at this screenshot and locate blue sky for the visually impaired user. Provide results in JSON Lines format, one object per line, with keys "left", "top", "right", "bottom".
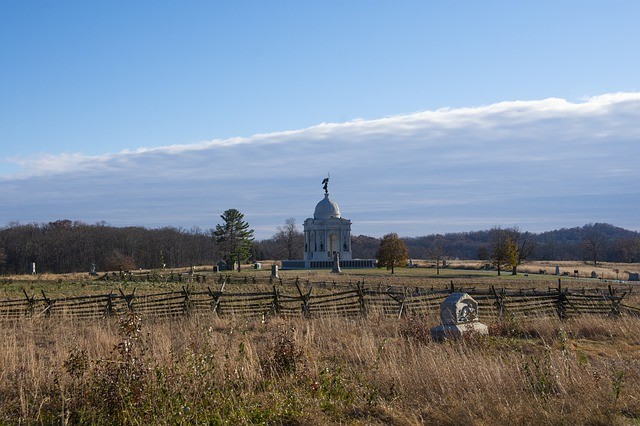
{"left": 1, "top": 1, "right": 639, "bottom": 238}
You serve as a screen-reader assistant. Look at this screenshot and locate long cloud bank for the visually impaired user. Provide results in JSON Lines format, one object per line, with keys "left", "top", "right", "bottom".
{"left": 2, "top": 93, "right": 639, "bottom": 238}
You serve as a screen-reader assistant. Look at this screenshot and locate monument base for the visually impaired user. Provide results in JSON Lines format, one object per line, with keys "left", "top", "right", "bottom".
{"left": 280, "top": 259, "right": 376, "bottom": 270}
{"left": 430, "top": 322, "right": 489, "bottom": 341}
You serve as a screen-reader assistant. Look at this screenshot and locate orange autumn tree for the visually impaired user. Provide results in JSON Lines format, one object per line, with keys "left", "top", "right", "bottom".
{"left": 376, "top": 232, "right": 409, "bottom": 274}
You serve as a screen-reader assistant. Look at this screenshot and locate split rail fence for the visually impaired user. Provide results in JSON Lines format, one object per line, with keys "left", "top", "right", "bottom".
{"left": 1, "top": 278, "right": 638, "bottom": 321}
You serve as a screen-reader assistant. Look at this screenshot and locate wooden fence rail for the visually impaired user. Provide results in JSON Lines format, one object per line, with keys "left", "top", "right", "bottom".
{"left": 0, "top": 280, "right": 636, "bottom": 321}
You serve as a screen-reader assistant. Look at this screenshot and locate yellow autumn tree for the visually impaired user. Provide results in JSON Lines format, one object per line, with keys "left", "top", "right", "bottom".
{"left": 489, "top": 227, "right": 518, "bottom": 276}
{"left": 376, "top": 232, "right": 409, "bottom": 274}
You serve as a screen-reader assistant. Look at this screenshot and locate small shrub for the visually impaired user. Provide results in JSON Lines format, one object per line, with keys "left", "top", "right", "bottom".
{"left": 314, "top": 366, "right": 355, "bottom": 415}
{"left": 610, "top": 362, "right": 625, "bottom": 402}
{"left": 521, "top": 349, "right": 560, "bottom": 400}
{"left": 63, "top": 347, "right": 89, "bottom": 379}
{"left": 490, "top": 314, "right": 531, "bottom": 338}
{"left": 262, "top": 325, "right": 303, "bottom": 376}
{"left": 89, "top": 313, "right": 150, "bottom": 420}
{"left": 398, "top": 314, "right": 431, "bottom": 344}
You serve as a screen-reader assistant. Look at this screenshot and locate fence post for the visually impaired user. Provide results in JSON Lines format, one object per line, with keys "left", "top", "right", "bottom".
{"left": 182, "top": 285, "right": 192, "bottom": 316}
{"left": 608, "top": 285, "right": 627, "bottom": 317}
{"left": 356, "top": 281, "right": 366, "bottom": 317}
{"left": 104, "top": 292, "right": 115, "bottom": 317}
{"left": 295, "top": 279, "right": 311, "bottom": 318}
{"left": 272, "top": 285, "right": 281, "bottom": 315}
{"left": 41, "top": 290, "right": 52, "bottom": 317}
{"left": 208, "top": 279, "right": 226, "bottom": 316}
{"left": 556, "top": 279, "right": 567, "bottom": 320}
{"left": 490, "top": 285, "right": 505, "bottom": 320}
{"left": 22, "top": 289, "right": 35, "bottom": 317}
{"left": 385, "top": 288, "right": 405, "bottom": 319}
{"left": 119, "top": 288, "right": 136, "bottom": 312}
{"left": 398, "top": 287, "right": 407, "bottom": 319}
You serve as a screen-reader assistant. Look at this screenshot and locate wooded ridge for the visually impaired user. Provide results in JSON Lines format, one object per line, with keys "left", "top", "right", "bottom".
{"left": 1, "top": 220, "right": 639, "bottom": 274}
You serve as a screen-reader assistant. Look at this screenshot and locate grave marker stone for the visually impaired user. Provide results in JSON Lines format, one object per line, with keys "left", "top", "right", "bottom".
{"left": 430, "top": 293, "right": 488, "bottom": 340}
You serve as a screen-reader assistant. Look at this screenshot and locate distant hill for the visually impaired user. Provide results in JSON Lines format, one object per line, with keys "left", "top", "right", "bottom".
{"left": 1, "top": 221, "right": 638, "bottom": 274}
{"left": 398, "top": 223, "right": 640, "bottom": 263}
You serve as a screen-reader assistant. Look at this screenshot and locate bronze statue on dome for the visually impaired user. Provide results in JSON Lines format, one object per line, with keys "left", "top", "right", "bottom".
{"left": 322, "top": 175, "right": 330, "bottom": 194}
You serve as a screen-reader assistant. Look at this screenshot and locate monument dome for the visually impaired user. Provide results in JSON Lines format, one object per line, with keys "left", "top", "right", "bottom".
{"left": 279, "top": 176, "right": 376, "bottom": 270}
{"left": 314, "top": 194, "right": 341, "bottom": 220}
{"left": 302, "top": 176, "right": 352, "bottom": 263}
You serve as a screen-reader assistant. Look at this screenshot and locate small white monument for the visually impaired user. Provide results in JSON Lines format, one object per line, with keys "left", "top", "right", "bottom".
{"left": 430, "top": 293, "right": 488, "bottom": 340}
{"left": 331, "top": 252, "right": 341, "bottom": 273}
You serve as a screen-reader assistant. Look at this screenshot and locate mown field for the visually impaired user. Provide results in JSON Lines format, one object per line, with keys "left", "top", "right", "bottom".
{"left": 1, "top": 259, "right": 638, "bottom": 298}
{"left": 0, "top": 262, "right": 639, "bottom": 424}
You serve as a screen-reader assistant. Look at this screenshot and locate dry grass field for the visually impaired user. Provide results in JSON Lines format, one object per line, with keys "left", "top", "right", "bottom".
{"left": 1, "top": 263, "right": 639, "bottom": 424}
{"left": 1, "top": 312, "right": 639, "bottom": 425}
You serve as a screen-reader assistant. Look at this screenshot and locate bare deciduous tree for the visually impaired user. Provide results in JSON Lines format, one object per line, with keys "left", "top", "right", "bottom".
{"left": 613, "top": 237, "right": 640, "bottom": 263}
{"left": 581, "top": 223, "right": 607, "bottom": 266}
{"left": 427, "top": 235, "right": 446, "bottom": 275}
{"left": 489, "top": 227, "right": 517, "bottom": 276}
{"left": 106, "top": 249, "right": 136, "bottom": 272}
{"left": 273, "top": 218, "right": 303, "bottom": 260}
{"left": 505, "top": 227, "right": 537, "bottom": 275}
{"left": 0, "top": 247, "right": 6, "bottom": 272}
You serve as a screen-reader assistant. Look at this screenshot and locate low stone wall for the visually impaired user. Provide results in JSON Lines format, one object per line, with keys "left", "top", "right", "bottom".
{"left": 281, "top": 259, "right": 376, "bottom": 270}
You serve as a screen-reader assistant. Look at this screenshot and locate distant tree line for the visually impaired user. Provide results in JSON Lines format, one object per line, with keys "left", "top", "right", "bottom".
{"left": 1, "top": 220, "right": 638, "bottom": 275}
{"left": 403, "top": 223, "right": 640, "bottom": 265}
{"left": 0, "top": 220, "right": 216, "bottom": 275}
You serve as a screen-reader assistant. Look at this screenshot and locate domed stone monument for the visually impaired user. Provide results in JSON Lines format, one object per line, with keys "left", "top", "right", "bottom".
{"left": 303, "top": 184, "right": 353, "bottom": 263}
{"left": 280, "top": 177, "right": 376, "bottom": 270}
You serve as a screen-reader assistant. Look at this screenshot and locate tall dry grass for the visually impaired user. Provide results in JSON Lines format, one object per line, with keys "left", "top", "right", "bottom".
{"left": 0, "top": 312, "right": 638, "bottom": 425}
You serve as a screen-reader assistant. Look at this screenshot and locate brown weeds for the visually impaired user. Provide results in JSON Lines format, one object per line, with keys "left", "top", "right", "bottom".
{"left": 0, "top": 313, "right": 638, "bottom": 424}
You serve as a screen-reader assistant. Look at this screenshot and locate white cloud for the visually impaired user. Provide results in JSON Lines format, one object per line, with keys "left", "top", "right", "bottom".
{"left": 1, "top": 93, "right": 639, "bottom": 238}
